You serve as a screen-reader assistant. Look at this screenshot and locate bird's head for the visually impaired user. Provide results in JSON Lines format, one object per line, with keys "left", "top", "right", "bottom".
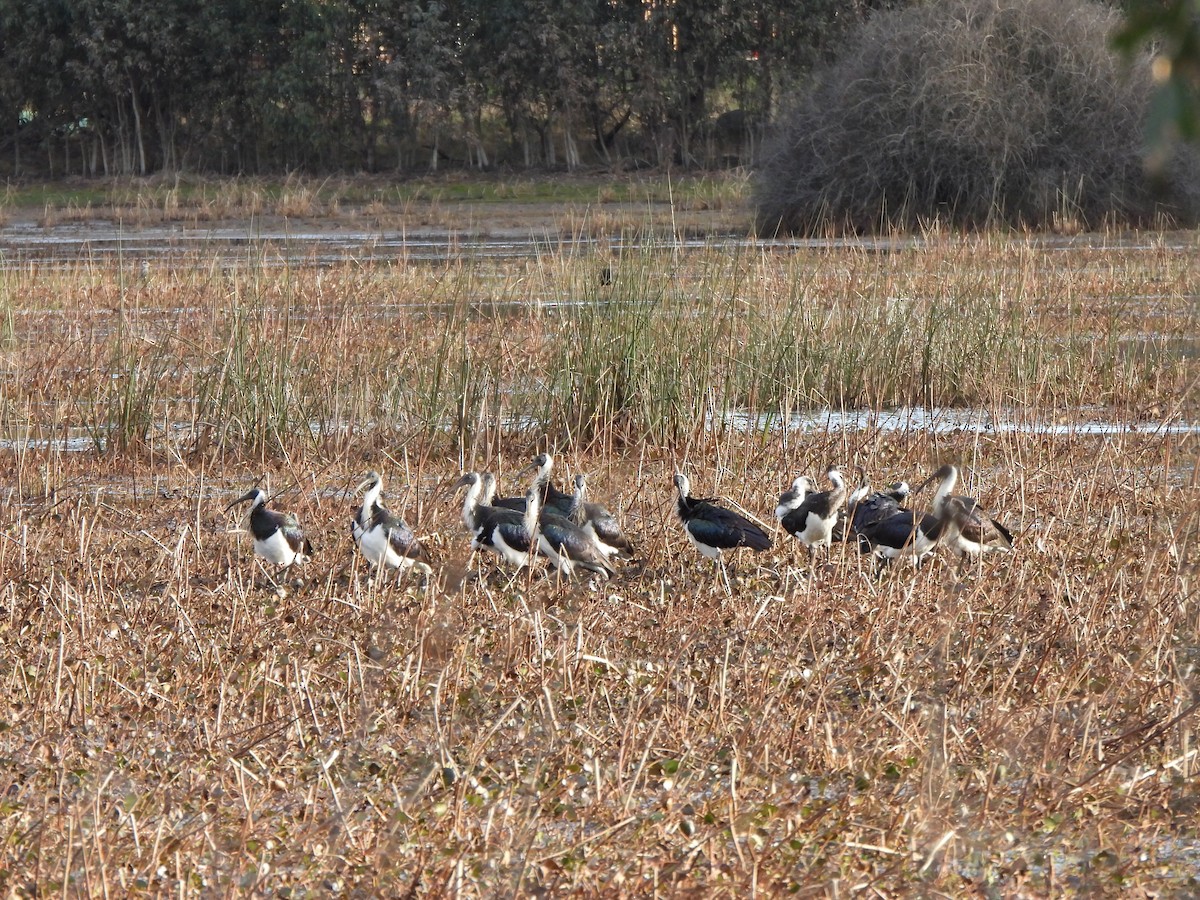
{"left": 790, "top": 474, "right": 816, "bottom": 493}
{"left": 356, "top": 470, "right": 383, "bottom": 494}
{"left": 520, "top": 452, "right": 554, "bottom": 481}
{"left": 673, "top": 473, "right": 691, "bottom": 498}
{"left": 225, "top": 487, "right": 265, "bottom": 513}
{"left": 913, "top": 464, "right": 958, "bottom": 495}
{"left": 451, "top": 472, "right": 480, "bottom": 493}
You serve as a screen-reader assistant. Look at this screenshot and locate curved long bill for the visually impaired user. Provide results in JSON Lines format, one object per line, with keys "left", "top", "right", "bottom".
{"left": 517, "top": 458, "right": 543, "bottom": 479}
{"left": 911, "top": 473, "right": 937, "bottom": 495}
{"left": 913, "top": 463, "right": 956, "bottom": 496}
{"left": 355, "top": 470, "right": 381, "bottom": 494}
{"left": 224, "top": 489, "right": 259, "bottom": 512}
{"left": 450, "top": 473, "right": 478, "bottom": 493}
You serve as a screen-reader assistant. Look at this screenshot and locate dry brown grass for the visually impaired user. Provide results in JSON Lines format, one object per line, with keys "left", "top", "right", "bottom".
{"left": 1, "top": 231, "right": 1199, "bottom": 894}
{"left": 2, "top": 430, "right": 1197, "bottom": 895}
{"left": 7, "top": 174, "right": 751, "bottom": 237}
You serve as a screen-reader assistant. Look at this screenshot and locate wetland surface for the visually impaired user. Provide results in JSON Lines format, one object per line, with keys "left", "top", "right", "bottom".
{"left": 1, "top": 197, "right": 1198, "bottom": 895}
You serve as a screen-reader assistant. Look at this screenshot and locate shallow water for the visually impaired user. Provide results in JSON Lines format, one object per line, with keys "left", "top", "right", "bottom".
{"left": 3, "top": 217, "right": 1199, "bottom": 271}
{"left": 719, "top": 405, "right": 1200, "bottom": 437}
{"left": 4, "top": 404, "right": 1196, "bottom": 456}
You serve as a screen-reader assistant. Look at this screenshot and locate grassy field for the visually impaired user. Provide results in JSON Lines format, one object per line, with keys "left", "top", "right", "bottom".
{"left": 1, "top": 206, "right": 1199, "bottom": 895}
{"left": 1, "top": 173, "right": 748, "bottom": 236}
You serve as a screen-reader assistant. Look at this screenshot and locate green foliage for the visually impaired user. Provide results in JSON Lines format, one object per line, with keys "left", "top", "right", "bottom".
{"left": 1112, "top": 0, "right": 1200, "bottom": 170}
{"left": 0, "top": 0, "right": 863, "bottom": 176}
{"left": 102, "top": 323, "right": 175, "bottom": 453}
{"left": 192, "top": 292, "right": 318, "bottom": 455}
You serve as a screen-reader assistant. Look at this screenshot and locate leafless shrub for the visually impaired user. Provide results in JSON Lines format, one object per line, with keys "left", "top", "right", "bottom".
{"left": 754, "top": 0, "right": 1200, "bottom": 235}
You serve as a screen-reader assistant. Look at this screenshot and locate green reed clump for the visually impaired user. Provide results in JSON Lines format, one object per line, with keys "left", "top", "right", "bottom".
{"left": 416, "top": 287, "right": 502, "bottom": 450}
{"left": 193, "top": 294, "right": 314, "bottom": 454}
{"left": 542, "top": 239, "right": 1112, "bottom": 445}
{"left": 100, "top": 323, "right": 176, "bottom": 453}
{"left": 543, "top": 241, "right": 734, "bottom": 447}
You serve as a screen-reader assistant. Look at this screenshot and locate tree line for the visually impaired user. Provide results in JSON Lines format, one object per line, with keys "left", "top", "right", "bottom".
{"left": 0, "top": 0, "right": 893, "bottom": 177}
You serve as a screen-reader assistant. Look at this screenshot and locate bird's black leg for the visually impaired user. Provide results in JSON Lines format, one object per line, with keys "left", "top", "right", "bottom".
{"left": 718, "top": 559, "right": 733, "bottom": 595}
{"left": 257, "top": 560, "right": 283, "bottom": 589}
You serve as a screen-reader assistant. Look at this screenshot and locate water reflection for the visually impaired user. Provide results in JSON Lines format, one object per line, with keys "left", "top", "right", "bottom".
{"left": 3, "top": 219, "right": 1199, "bottom": 272}
{"left": 720, "top": 405, "right": 1200, "bottom": 436}
{"left": 4, "top": 405, "right": 1196, "bottom": 455}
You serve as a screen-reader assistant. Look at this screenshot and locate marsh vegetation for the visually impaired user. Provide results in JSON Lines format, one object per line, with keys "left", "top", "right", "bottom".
{"left": 1, "top": 206, "right": 1198, "bottom": 894}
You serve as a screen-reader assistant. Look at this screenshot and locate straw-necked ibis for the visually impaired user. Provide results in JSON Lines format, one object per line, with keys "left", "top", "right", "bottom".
{"left": 857, "top": 465, "right": 965, "bottom": 568}
{"left": 226, "top": 486, "right": 313, "bottom": 571}
{"left": 777, "top": 466, "right": 847, "bottom": 559}
{"left": 674, "top": 473, "right": 772, "bottom": 563}
{"left": 352, "top": 471, "right": 431, "bottom": 574}
{"left": 916, "top": 463, "right": 1014, "bottom": 558}
{"left": 841, "top": 469, "right": 911, "bottom": 541}
{"left": 568, "top": 473, "right": 635, "bottom": 560}
{"left": 465, "top": 472, "right": 542, "bottom": 569}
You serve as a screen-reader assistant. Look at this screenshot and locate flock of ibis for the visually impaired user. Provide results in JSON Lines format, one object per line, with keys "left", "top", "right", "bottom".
{"left": 226, "top": 452, "right": 1014, "bottom": 585}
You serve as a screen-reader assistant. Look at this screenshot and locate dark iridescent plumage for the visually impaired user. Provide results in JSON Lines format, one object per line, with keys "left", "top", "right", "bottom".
{"left": 674, "top": 473, "right": 771, "bottom": 561}
{"left": 916, "top": 464, "right": 1014, "bottom": 558}
{"left": 777, "top": 466, "right": 847, "bottom": 558}
{"left": 226, "top": 487, "right": 313, "bottom": 569}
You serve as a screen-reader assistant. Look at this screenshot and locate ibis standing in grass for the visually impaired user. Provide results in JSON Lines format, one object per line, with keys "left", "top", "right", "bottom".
{"left": 855, "top": 506, "right": 953, "bottom": 570}
{"left": 524, "top": 462, "right": 617, "bottom": 579}
{"left": 526, "top": 451, "right": 577, "bottom": 514}
{"left": 674, "top": 473, "right": 772, "bottom": 582}
{"left": 352, "top": 471, "right": 431, "bottom": 575}
{"left": 535, "top": 506, "right": 616, "bottom": 579}
{"left": 568, "top": 473, "right": 635, "bottom": 561}
{"left": 916, "top": 463, "right": 1014, "bottom": 558}
{"left": 841, "top": 468, "right": 911, "bottom": 541}
{"left": 855, "top": 465, "right": 966, "bottom": 570}
{"left": 454, "top": 471, "right": 488, "bottom": 533}
{"left": 486, "top": 457, "right": 617, "bottom": 579}
{"left": 485, "top": 453, "right": 632, "bottom": 573}
{"left": 776, "top": 466, "right": 847, "bottom": 561}
{"left": 457, "top": 470, "right": 542, "bottom": 570}
{"left": 226, "top": 485, "right": 313, "bottom": 575}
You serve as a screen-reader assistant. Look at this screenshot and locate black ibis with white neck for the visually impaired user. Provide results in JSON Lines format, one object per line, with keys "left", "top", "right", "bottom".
{"left": 856, "top": 465, "right": 965, "bottom": 568}
{"left": 226, "top": 486, "right": 313, "bottom": 571}
{"left": 535, "top": 506, "right": 616, "bottom": 579}
{"left": 674, "top": 473, "right": 772, "bottom": 564}
{"left": 776, "top": 466, "right": 847, "bottom": 559}
{"left": 525, "top": 452, "right": 576, "bottom": 514}
{"left": 567, "top": 473, "right": 635, "bottom": 560}
{"left": 841, "top": 467, "right": 911, "bottom": 541}
{"left": 518, "top": 463, "right": 615, "bottom": 579}
{"left": 460, "top": 470, "right": 542, "bottom": 570}
{"left": 352, "top": 471, "right": 431, "bottom": 574}
{"left": 478, "top": 453, "right": 570, "bottom": 515}
{"left": 915, "top": 463, "right": 1013, "bottom": 558}
{"left": 453, "top": 471, "right": 488, "bottom": 533}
